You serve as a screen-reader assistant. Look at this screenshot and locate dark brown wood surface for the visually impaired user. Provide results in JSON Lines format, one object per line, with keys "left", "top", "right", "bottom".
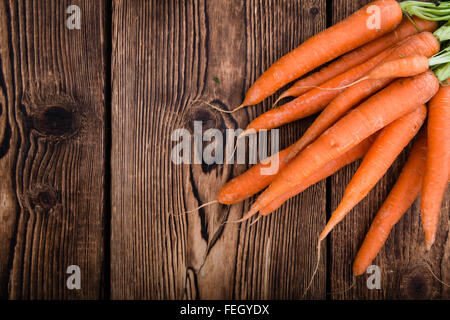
{"left": 0, "top": 0, "right": 448, "bottom": 300}
{"left": 0, "top": 0, "right": 106, "bottom": 299}
{"left": 111, "top": 0, "right": 449, "bottom": 299}
{"left": 111, "top": 0, "right": 327, "bottom": 300}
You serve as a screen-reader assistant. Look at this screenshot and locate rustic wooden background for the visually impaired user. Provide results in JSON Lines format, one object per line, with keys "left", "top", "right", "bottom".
{"left": 0, "top": 0, "right": 448, "bottom": 300}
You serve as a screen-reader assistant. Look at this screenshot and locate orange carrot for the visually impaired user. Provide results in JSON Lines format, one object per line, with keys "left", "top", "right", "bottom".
{"left": 294, "top": 55, "right": 430, "bottom": 92}
{"left": 260, "top": 135, "right": 377, "bottom": 216}
{"left": 239, "top": 71, "right": 439, "bottom": 222}
{"left": 285, "top": 32, "right": 440, "bottom": 161}
{"left": 285, "top": 79, "right": 389, "bottom": 161}
{"left": 421, "top": 83, "right": 450, "bottom": 250}
{"left": 238, "top": 0, "right": 402, "bottom": 108}
{"left": 245, "top": 32, "right": 439, "bottom": 134}
{"left": 353, "top": 131, "right": 428, "bottom": 276}
{"left": 365, "top": 55, "right": 429, "bottom": 80}
{"left": 280, "top": 17, "right": 437, "bottom": 99}
{"left": 218, "top": 145, "right": 293, "bottom": 205}
{"left": 319, "top": 105, "right": 427, "bottom": 241}
{"left": 244, "top": 47, "right": 394, "bottom": 132}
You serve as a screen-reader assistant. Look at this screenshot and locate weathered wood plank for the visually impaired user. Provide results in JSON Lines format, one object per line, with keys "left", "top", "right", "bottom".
{"left": 0, "top": 0, "right": 106, "bottom": 299}
{"left": 329, "top": 0, "right": 450, "bottom": 300}
{"left": 111, "top": 0, "right": 326, "bottom": 299}
{"left": 232, "top": 0, "right": 327, "bottom": 300}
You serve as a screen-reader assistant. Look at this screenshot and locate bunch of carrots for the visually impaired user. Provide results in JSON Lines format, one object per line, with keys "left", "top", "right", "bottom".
{"left": 198, "top": 1, "right": 450, "bottom": 283}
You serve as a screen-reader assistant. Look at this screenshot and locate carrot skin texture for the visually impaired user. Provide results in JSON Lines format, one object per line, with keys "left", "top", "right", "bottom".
{"left": 319, "top": 105, "right": 427, "bottom": 240}
{"left": 241, "top": 0, "right": 402, "bottom": 107}
{"left": 421, "top": 84, "right": 450, "bottom": 250}
{"left": 248, "top": 32, "right": 439, "bottom": 133}
{"left": 247, "top": 47, "right": 393, "bottom": 132}
{"left": 286, "top": 32, "right": 440, "bottom": 160}
{"left": 243, "top": 72, "right": 439, "bottom": 220}
{"left": 218, "top": 146, "right": 293, "bottom": 205}
{"left": 353, "top": 132, "right": 428, "bottom": 275}
{"left": 285, "top": 79, "right": 390, "bottom": 161}
{"left": 260, "top": 135, "right": 376, "bottom": 215}
{"left": 282, "top": 17, "right": 437, "bottom": 98}
{"left": 367, "top": 55, "right": 429, "bottom": 79}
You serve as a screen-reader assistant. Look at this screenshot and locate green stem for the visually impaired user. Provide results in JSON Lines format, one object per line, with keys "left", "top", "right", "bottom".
{"left": 421, "top": 7, "right": 450, "bottom": 15}
{"left": 432, "top": 62, "right": 450, "bottom": 83}
{"left": 402, "top": 1, "right": 445, "bottom": 9}
{"left": 398, "top": 2, "right": 450, "bottom": 82}
{"left": 433, "top": 20, "right": 450, "bottom": 42}
{"left": 429, "top": 49, "right": 450, "bottom": 67}
{"left": 400, "top": 1, "right": 450, "bottom": 21}
{"left": 429, "top": 44, "right": 450, "bottom": 82}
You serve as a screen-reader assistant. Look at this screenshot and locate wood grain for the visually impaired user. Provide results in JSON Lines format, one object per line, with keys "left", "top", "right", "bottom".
{"left": 0, "top": 0, "right": 447, "bottom": 301}
{"left": 111, "top": 0, "right": 327, "bottom": 299}
{"left": 0, "top": 0, "right": 106, "bottom": 299}
{"left": 329, "top": 0, "right": 450, "bottom": 300}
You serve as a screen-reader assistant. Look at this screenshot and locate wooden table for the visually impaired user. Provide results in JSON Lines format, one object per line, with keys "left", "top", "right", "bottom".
{"left": 0, "top": 0, "right": 448, "bottom": 300}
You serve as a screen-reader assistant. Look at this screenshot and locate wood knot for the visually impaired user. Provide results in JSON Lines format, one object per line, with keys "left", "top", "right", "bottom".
{"left": 35, "top": 106, "right": 75, "bottom": 136}
{"left": 185, "top": 99, "right": 227, "bottom": 133}
{"left": 400, "top": 264, "right": 433, "bottom": 299}
{"left": 37, "top": 191, "right": 57, "bottom": 210}
{"left": 182, "top": 99, "right": 232, "bottom": 173}
{"left": 24, "top": 185, "right": 61, "bottom": 215}
{"left": 22, "top": 92, "right": 84, "bottom": 140}
{"left": 309, "top": 7, "right": 319, "bottom": 16}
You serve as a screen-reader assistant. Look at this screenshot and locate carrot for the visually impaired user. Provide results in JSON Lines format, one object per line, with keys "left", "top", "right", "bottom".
{"left": 421, "top": 83, "right": 450, "bottom": 250}
{"left": 285, "top": 79, "right": 389, "bottom": 161}
{"left": 239, "top": 71, "right": 439, "bottom": 222}
{"left": 285, "top": 32, "right": 440, "bottom": 161}
{"left": 238, "top": 0, "right": 402, "bottom": 108}
{"left": 279, "top": 17, "right": 437, "bottom": 100}
{"left": 319, "top": 105, "right": 427, "bottom": 241}
{"left": 218, "top": 145, "right": 293, "bottom": 205}
{"left": 259, "top": 135, "right": 377, "bottom": 216}
{"left": 245, "top": 32, "right": 439, "bottom": 134}
{"left": 289, "top": 55, "right": 430, "bottom": 93}
{"left": 364, "top": 55, "right": 430, "bottom": 79}
{"left": 353, "top": 131, "right": 428, "bottom": 276}
{"left": 244, "top": 47, "right": 394, "bottom": 132}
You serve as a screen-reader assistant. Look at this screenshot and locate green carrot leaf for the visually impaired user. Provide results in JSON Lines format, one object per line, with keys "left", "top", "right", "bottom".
{"left": 400, "top": 1, "right": 450, "bottom": 22}
{"left": 433, "top": 62, "right": 450, "bottom": 82}
{"left": 433, "top": 20, "right": 450, "bottom": 42}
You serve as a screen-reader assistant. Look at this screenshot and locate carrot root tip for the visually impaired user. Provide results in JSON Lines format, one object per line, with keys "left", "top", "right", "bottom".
{"left": 225, "top": 128, "right": 255, "bottom": 162}
{"left": 327, "top": 277, "right": 356, "bottom": 296}
{"left": 288, "top": 77, "right": 369, "bottom": 93}
{"left": 231, "top": 208, "right": 259, "bottom": 223}
{"left": 247, "top": 214, "right": 263, "bottom": 229}
{"left": 422, "top": 259, "right": 450, "bottom": 288}
{"left": 232, "top": 103, "right": 246, "bottom": 113}
{"left": 172, "top": 200, "right": 219, "bottom": 217}
{"left": 302, "top": 240, "right": 322, "bottom": 298}
{"left": 195, "top": 99, "right": 247, "bottom": 114}
{"left": 272, "top": 94, "right": 287, "bottom": 108}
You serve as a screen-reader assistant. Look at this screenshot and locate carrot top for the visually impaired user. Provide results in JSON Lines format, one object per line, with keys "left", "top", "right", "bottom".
{"left": 429, "top": 45, "right": 450, "bottom": 82}
{"left": 433, "top": 20, "right": 450, "bottom": 42}
{"left": 400, "top": 1, "right": 450, "bottom": 21}
{"left": 400, "top": 1, "right": 450, "bottom": 81}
